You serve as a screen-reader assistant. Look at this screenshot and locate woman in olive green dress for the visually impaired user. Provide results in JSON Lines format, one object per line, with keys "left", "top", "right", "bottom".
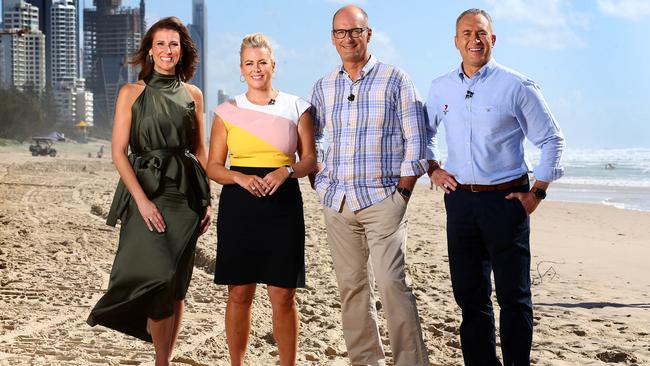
{"left": 87, "top": 17, "right": 212, "bottom": 365}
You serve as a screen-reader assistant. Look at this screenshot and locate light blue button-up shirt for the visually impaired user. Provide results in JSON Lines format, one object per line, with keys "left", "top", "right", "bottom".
{"left": 426, "top": 59, "right": 565, "bottom": 185}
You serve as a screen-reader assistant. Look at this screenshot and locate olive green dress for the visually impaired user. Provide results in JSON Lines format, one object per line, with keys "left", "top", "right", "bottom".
{"left": 87, "top": 71, "right": 210, "bottom": 342}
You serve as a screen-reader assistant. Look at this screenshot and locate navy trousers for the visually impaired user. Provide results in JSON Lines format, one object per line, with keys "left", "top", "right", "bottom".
{"left": 444, "top": 184, "right": 533, "bottom": 366}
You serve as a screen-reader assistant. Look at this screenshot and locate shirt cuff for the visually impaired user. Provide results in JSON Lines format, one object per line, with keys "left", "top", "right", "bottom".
{"left": 401, "top": 159, "right": 428, "bottom": 177}
{"left": 316, "top": 143, "right": 325, "bottom": 164}
{"left": 426, "top": 147, "right": 439, "bottom": 161}
{"left": 533, "top": 166, "right": 565, "bottom": 183}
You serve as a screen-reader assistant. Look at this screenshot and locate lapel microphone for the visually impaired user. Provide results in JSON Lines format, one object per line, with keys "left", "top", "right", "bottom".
{"left": 465, "top": 90, "right": 474, "bottom": 99}
{"left": 347, "top": 94, "right": 355, "bottom": 101}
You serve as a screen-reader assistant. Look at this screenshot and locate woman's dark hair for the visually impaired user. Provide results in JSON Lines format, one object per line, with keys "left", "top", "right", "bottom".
{"left": 130, "top": 16, "right": 198, "bottom": 82}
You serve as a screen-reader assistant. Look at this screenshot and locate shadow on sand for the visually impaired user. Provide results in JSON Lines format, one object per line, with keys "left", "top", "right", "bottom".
{"left": 536, "top": 302, "right": 650, "bottom": 309}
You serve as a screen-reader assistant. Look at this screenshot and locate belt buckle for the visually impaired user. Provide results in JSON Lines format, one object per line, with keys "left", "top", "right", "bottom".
{"left": 470, "top": 184, "right": 479, "bottom": 193}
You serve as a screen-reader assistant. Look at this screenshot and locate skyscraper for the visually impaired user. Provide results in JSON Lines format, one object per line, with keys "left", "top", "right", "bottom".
{"left": 84, "top": 0, "right": 144, "bottom": 126}
{"left": 22, "top": 0, "right": 51, "bottom": 36}
{"left": 188, "top": 0, "right": 206, "bottom": 107}
{"left": 47, "top": 0, "right": 93, "bottom": 126}
{"left": 50, "top": 0, "right": 76, "bottom": 87}
{"left": 0, "top": 0, "right": 46, "bottom": 93}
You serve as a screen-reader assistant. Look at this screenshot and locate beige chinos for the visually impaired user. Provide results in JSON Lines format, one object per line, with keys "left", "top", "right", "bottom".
{"left": 323, "top": 191, "right": 429, "bottom": 366}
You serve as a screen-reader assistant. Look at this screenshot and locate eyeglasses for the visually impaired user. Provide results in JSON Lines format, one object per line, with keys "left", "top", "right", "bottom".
{"left": 332, "top": 27, "right": 368, "bottom": 39}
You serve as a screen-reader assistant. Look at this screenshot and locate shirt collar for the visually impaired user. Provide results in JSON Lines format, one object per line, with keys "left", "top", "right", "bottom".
{"left": 456, "top": 58, "right": 497, "bottom": 83}
{"left": 338, "top": 54, "right": 379, "bottom": 80}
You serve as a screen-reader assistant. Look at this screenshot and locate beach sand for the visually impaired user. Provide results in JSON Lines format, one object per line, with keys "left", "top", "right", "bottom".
{"left": 0, "top": 141, "right": 648, "bottom": 365}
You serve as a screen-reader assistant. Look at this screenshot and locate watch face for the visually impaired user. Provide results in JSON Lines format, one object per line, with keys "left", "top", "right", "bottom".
{"left": 534, "top": 188, "right": 547, "bottom": 199}
{"left": 397, "top": 187, "right": 411, "bottom": 197}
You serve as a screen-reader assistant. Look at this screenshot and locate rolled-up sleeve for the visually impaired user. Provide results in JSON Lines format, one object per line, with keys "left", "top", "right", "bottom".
{"left": 515, "top": 80, "right": 566, "bottom": 182}
{"left": 396, "top": 74, "right": 428, "bottom": 176}
{"left": 309, "top": 82, "right": 326, "bottom": 164}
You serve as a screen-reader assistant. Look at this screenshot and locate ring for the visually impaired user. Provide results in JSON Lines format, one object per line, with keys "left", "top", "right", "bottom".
{"left": 251, "top": 186, "right": 256, "bottom": 191}
{"left": 148, "top": 217, "right": 153, "bottom": 221}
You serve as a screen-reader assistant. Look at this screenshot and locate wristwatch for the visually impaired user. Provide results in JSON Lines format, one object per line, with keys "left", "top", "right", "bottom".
{"left": 285, "top": 165, "right": 295, "bottom": 177}
{"left": 531, "top": 187, "right": 547, "bottom": 200}
{"left": 396, "top": 187, "right": 412, "bottom": 198}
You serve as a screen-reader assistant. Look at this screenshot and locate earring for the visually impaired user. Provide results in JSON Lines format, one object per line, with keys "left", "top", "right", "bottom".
{"left": 240, "top": 75, "right": 245, "bottom": 83}
{"left": 149, "top": 54, "right": 153, "bottom": 64}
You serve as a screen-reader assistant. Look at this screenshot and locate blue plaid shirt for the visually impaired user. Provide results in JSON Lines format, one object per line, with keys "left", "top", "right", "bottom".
{"left": 309, "top": 56, "right": 428, "bottom": 211}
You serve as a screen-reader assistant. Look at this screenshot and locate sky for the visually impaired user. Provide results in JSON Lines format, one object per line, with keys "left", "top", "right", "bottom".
{"left": 103, "top": 1, "right": 650, "bottom": 148}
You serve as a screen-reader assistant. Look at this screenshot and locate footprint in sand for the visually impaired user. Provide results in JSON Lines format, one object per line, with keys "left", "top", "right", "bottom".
{"left": 596, "top": 350, "right": 637, "bottom": 363}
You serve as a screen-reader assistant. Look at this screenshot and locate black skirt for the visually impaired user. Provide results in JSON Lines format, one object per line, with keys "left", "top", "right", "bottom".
{"left": 215, "top": 166, "right": 305, "bottom": 288}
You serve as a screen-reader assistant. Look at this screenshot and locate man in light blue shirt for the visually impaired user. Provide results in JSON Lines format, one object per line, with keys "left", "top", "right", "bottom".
{"left": 426, "top": 8, "right": 565, "bottom": 366}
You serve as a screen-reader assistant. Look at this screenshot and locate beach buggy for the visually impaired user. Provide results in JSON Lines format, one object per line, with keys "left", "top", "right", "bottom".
{"left": 29, "top": 137, "right": 57, "bottom": 157}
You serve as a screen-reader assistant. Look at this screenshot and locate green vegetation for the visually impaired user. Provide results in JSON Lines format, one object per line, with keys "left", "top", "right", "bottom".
{"left": 0, "top": 87, "right": 113, "bottom": 142}
{"left": 0, "top": 138, "right": 20, "bottom": 146}
{"left": 0, "top": 87, "right": 73, "bottom": 142}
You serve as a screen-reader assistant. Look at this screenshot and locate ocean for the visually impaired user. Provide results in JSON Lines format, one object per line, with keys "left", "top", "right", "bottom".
{"left": 534, "top": 148, "right": 650, "bottom": 212}
{"left": 420, "top": 148, "right": 650, "bottom": 212}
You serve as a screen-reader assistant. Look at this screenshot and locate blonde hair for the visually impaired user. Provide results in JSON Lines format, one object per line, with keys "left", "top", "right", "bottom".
{"left": 239, "top": 32, "right": 275, "bottom": 64}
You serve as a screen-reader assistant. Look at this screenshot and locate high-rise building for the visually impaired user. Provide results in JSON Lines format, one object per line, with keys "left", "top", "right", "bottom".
{"left": 22, "top": 1, "right": 51, "bottom": 34}
{"left": 24, "top": 0, "right": 52, "bottom": 85}
{"left": 0, "top": 0, "right": 46, "bottom": 93}
{"left": 50, "top": 0, "right": 76, "bottom": 87}
{"left": 217, "top": 89, "right": 229, "bottom": 105}
{"left": 188, "top": 0, "right": 206, "bottom": 106}
{"left": 84, "top": 0, "right": 144, "bottom": 126}
{"left": 75, "top": 86, "right": 93, "bottom": 124}
{"left": 46, "top": 0, "right": 92, "bottom": 126}
{"left": 4, "top": 0, "right": 39, "bottom": 29}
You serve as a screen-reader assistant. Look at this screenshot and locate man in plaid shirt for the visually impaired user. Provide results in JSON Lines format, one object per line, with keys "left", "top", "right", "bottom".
{"left": 309, "top": 5, "right": 430, "bottom": 366}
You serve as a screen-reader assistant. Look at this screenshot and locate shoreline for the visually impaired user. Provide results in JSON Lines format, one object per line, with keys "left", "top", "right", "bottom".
{"left": 417, "top": 179, "right": 650, "bottom": 212}
{"left": 549, "top": 182, "right": 650, "bottom": 212}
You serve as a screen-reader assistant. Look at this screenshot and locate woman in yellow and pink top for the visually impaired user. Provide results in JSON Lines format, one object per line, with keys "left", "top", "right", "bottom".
{"left": 206, "top": 33, "right": 317, "bottom": 366}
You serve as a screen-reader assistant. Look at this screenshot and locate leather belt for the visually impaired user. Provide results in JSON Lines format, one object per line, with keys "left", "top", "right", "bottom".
{"left": 458, "top": 175, "right": 529, "bottom": 192}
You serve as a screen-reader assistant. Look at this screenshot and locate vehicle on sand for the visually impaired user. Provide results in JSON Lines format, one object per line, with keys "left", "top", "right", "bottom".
{"left": 29, "top": 137, "right": 57, "bottom": 157}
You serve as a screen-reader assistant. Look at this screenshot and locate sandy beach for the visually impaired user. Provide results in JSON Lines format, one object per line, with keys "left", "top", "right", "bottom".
{"left": 0, "top": 140, "right": 648, "bottom": 365}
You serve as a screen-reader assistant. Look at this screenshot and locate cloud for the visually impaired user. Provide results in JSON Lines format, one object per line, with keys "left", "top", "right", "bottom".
{"left": 369, "top": 30, "right": 401, "bottom": 64}
{"left": 508, "top": 28, "right": 586, "bottom": 50}
{"left": 204, "top": 33, "right": 338, "bottom": 108}
{"left": 205, "top": 33, "right": 244, "bottom": 107}
{"left": 144, "top": 12, "right": 161, "bottom": 29}
{"left": 483, "top": 0, "right": 589, "bottom": 50}
{"left": 597, "top": 0, "right": 650, "bottom": 20}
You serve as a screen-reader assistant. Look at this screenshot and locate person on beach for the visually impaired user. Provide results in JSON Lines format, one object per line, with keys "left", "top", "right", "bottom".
{"left": 206, "top": 33, "right": 317, "bottom": 366}
{"left": 309, "top": 5, "right": 430, "bottom": 366}
{"left": 426, "top": 8, "right": 565, "bottom": 365}
{"left": 87, "top": 17, "right": 212, "bottom": 365}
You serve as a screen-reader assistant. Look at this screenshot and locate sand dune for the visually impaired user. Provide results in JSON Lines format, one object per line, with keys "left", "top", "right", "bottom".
{"left": 0, "top": 141, "right": 648, "bottom": 365}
